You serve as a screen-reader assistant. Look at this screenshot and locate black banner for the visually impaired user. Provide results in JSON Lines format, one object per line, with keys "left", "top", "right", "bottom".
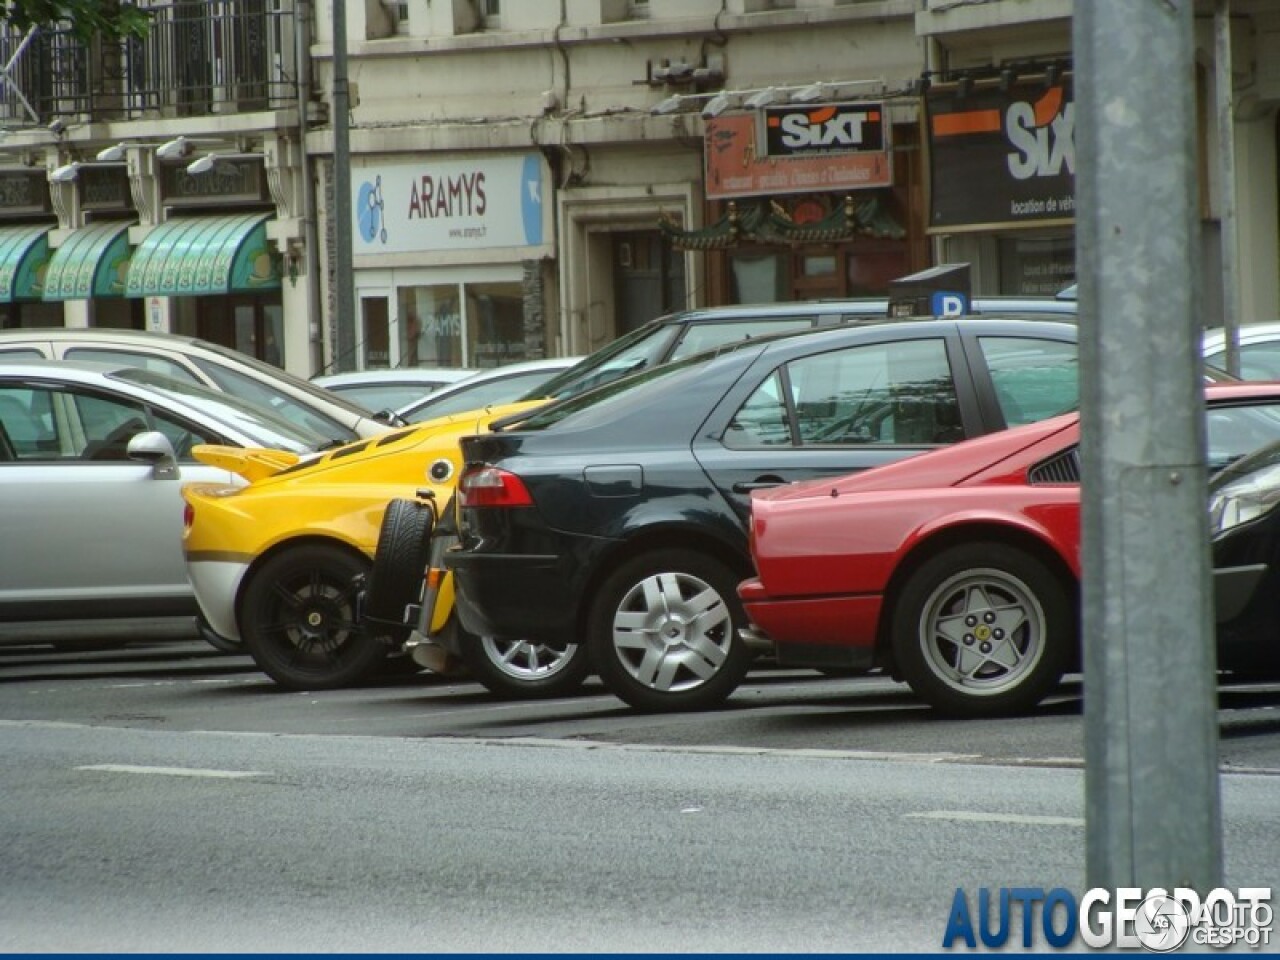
{"left": 926, "top": 74, "right": 1075, "bottom": 230}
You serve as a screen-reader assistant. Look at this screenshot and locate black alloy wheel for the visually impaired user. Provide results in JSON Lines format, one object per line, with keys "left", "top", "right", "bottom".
{"left": 240, "top": 544, "right": 385, "bottom": 690}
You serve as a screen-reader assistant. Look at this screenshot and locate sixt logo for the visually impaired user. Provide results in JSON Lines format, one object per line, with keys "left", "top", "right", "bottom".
{"left": 1006, "top": 86, "right": 1075, "bottom": 181}
{"left": 762, "top": 102, "right": 885, "bottom": 157}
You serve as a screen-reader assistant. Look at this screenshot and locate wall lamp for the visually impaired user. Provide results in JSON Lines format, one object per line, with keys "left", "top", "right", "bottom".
{"left": 48, "top": 159, "right": 126, "bottom": 182}
{"left": 186, "top": 151, "right": 263, "bottom": 176}
{"left": 156, "top": 136, "right": 225, "bottom": 162}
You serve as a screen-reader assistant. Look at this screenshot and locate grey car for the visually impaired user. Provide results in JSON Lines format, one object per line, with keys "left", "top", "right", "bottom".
{"left": 0, "top": 359, "right": 330, "bottom": 650}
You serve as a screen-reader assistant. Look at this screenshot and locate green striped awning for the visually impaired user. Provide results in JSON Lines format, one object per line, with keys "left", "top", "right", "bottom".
{"left": 0, "top": 223, "right": 53, "bottom": 302}
{"left": 124, "top": 212, "right": 280, "bottom": 297}
{"left": 43, "top": 220, "right": 135, "bottom": 301}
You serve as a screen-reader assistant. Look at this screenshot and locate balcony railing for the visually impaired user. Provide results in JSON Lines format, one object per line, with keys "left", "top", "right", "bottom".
{"left": 0, "top": 0, "right": 298, "bottom": 127}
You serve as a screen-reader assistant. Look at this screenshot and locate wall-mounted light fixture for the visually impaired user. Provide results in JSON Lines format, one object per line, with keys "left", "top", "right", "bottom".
{"left": 185, "top": 152, "right": 263, "bottom": 176}
{"left": 48, "top": 159, "right": 126, "bottom": 183}
{"left": 701, "top": 92, "right": 740, "bottom": 119}
{"left": 744, "top": 87, "right": 783, "bottom": 109}
{"left": 652, "top": 78, "right": 887, "bottom": 118}
{"left": 156, "top": 136, "right": 226, "bottom": 162}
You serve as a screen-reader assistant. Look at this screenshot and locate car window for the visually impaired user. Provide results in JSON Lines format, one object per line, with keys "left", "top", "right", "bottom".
{"left": 190, "top": 357, "right": 357, "bottom": 442}
{"left": 0, "top": 348, "right": 44, "bottom": 361}
{"left": 1229, "top": 342, "right": 1280, "bottom": 381}
{"left": 0, "top": 384, "right": 217, "bottom": 462}
{"left": 977, "top": 337, "right": 1079, "bottom": 426}
{"left": 63, "top": 347, "right": 204, "bottom": 385}
{"left": 527, "top": 323, "right": 680, "bottom": 402}
{"left": 725, "top": 338, "right": 961, "bottom": 448}
{"left": 724, "top": 371, "right": 792, "bottom": 447}
{"left": 404, "top": 370, "right": 563, "bottom": 422}
{"left": 669, "top": 318, "right": 815, "bottom": 361}
{"left": 330, "top": 382, "right": 441, "bottom": 413}
{"left": 1206, "top": 402, "right": 1280, "bottom": 471}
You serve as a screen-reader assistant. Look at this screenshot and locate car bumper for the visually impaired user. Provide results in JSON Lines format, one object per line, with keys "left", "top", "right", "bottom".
{"left": 447, "top": 550, "right": 576, "bottom": 641}
{"left": 738, "top": 577, "right": 882, "bottom": 650}
{"left": 185, "top": 558, "right": 249, "bottom": 643}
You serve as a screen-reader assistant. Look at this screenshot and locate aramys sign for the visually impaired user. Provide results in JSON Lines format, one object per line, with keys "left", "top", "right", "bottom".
{"left": 925, "top": 73, "right": 1075, "bottom": 231}
{"left": 351, "top": 153, "right": 551, "bottom": 255}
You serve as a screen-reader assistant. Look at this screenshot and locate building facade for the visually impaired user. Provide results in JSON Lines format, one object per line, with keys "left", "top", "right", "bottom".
{"left": 0, "top": 0, "right": 1276, "bottom": 376}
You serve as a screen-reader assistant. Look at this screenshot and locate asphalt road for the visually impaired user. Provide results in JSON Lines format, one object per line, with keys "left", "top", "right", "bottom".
{"left": 1, "top": 639, "right": 1278, "bottom": 953}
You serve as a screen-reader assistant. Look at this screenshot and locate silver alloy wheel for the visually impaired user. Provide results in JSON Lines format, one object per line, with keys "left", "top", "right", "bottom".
{"left": 610, "top": 570, "right": 732, "bottom": 692}
{"left": 917, "top": 566, "right": 1047, "bottom": 697}
{"left": 480, "top": 636, "right": 579, "bottom": 681}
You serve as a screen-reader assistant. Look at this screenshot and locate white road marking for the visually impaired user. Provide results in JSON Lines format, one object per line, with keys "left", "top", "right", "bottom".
{"left": 76, "top": 764, "right": 267, "bottom": 779}
{"left": 905, "top": 809, "right": 1084, "bottom": 827}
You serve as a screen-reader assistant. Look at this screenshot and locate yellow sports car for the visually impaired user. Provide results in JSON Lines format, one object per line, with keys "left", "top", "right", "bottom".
{"left": 181, "top": 400, "right": 542, "bottom": 689}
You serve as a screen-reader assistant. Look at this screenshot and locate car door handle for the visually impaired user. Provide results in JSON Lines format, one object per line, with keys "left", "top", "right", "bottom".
{"left": 733, "top": 479, "right": 784, "bottom": 493}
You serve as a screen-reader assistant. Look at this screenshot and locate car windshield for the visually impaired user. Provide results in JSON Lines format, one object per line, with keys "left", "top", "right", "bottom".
{"left": 109, "top": 368, "right": 329, "bottom": 453}
{"left": 506, "top": 338, "right": 761, "bottom": 433}
{"left": 516, "top": 320, "right": 680, "bottom": 403}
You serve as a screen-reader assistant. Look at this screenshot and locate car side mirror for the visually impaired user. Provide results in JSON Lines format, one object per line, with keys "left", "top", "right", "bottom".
{"left": 126, "top": 430, "right": 178, "bottom": 480}
{"left": 372, "top": 408, "right": 409, "bottom": 428}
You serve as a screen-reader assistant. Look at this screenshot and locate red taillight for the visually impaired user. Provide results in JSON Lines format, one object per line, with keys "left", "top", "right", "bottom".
{"left": 458, "top": 465, "right": 534, "bottom": 508}
{"left": 183, "top": 503, "right": 194, "bottom": 531}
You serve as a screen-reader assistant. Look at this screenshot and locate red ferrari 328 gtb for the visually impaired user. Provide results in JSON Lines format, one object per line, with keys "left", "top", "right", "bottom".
{"left": 738, "top": 382, "right": 1280, "bottom": 718}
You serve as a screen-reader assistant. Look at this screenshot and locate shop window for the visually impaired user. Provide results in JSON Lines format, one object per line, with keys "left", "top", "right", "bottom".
{"left": 998, "top": 235, "right": 1076, "bottom": 296}
{"left": 730, "top": 252, "right": 786, "bottom": 304}
{"left": 466, "top": 282, "right": 525, "bottom": 367}
{"left": 362, "top": 296, "right": 391, "bottom": 368}
{"left": 90, "top": 297, "right": 144, "bottom": 330}
{"left": 399, "top": 285, "right": 464, "bottom": 368}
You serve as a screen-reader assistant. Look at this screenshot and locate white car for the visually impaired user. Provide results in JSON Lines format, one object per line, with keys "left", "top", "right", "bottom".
{"left": 0, "top": 328, "right": 390, "bottom": 443}
{"left": 312, "top": 367, "right": 476, "bottom": 415}
{"left": 0, "top": 359, "right": 331, "bottom": 651}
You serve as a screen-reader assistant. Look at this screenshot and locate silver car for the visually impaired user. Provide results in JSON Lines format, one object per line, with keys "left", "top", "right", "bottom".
{"left": 0, "top": 328, "right": 391, "bottom": 443}
{"left": 0, "top": 359, "right": 330, "bottom": 651}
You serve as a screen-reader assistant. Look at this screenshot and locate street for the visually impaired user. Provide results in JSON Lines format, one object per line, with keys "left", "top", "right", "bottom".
{"left": 1, "top": 640, "right": 1279, "bottom": 952}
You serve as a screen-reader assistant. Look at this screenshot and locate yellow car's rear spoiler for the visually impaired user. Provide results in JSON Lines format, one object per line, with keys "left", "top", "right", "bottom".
{"left": 192, "top": 444, "right": 302, "bottom": 483}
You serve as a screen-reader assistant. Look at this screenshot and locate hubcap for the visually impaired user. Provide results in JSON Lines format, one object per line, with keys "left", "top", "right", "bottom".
{"left": 611, "top": 570, "right": 732, "bottom": 693}
{"left": 273, "top": 576, "right": 356, "bottom": 657}
{"left": 918, "top": 567, "right": 1046, "bottom": 697}
{"left": 480, "top": 636, "right": 579, "bottom": 681}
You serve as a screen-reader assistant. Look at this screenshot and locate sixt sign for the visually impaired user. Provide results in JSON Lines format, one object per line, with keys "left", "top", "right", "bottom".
{"left": 760, "top": 102, "right": 887, "bottom": 158}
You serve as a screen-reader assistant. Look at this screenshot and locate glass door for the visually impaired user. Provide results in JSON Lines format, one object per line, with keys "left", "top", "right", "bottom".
{"left": 359, "top": 290, "right": 392, "bottom": 369}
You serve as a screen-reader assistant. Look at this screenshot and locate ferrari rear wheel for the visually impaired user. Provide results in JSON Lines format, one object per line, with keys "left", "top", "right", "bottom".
{"left": 240, "top": 544, "right": 386, "bottom": 690}
{"left": 891, "top": 543, "right": 1071, "bottom": 717}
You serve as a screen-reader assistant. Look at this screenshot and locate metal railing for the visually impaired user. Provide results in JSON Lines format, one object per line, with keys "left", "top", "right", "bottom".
{"left": 0, "top": 0, "right": 298, "bottom": 127}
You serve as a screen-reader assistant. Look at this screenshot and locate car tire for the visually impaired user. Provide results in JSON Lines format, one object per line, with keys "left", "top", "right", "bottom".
{"left": 891, "top": 543, "right": 1072, "bottom": 718}
{"left": 240, "top": 544, "right": 386, "bottom": 690}
{"left": 363, "top": 497, "right": 435, "bottom": 645}
{"left": 456, "top": 625, "right": 590, "bottom": 699}
{"left": 587, "top": 548, "right": 752, "bottom": 712}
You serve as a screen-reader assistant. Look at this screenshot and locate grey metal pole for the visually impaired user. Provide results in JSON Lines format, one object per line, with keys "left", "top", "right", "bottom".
{"left": 297, "top": 0, "right": 322, "bottom": 375}
{"left": 1075, "top": 0, "right": 1222, "bottom": 892}
{"left": 1216, "top": 0, "right": 1241, "bottom": 377}
{"left": 331, "top": 0, "right": 356, "bottom": 372}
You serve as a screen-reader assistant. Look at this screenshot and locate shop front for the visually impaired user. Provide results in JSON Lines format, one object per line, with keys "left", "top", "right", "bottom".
{"left": 664, "top": 100, "right": 923, "bottom": 306}
{"left": 42, "top": 164, "right": 142, "bottom": 330}
{"left": 923, "top": 68, "right": 1078, "bottom": 296}
{"left": 0, "top": 168, "right": 59, "bottom": 329}
{"left": 348, "top": 153, "right": 553, "bottom": 372}
{"left": 123, "top": 158, "right": 283, "bottom": 366}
